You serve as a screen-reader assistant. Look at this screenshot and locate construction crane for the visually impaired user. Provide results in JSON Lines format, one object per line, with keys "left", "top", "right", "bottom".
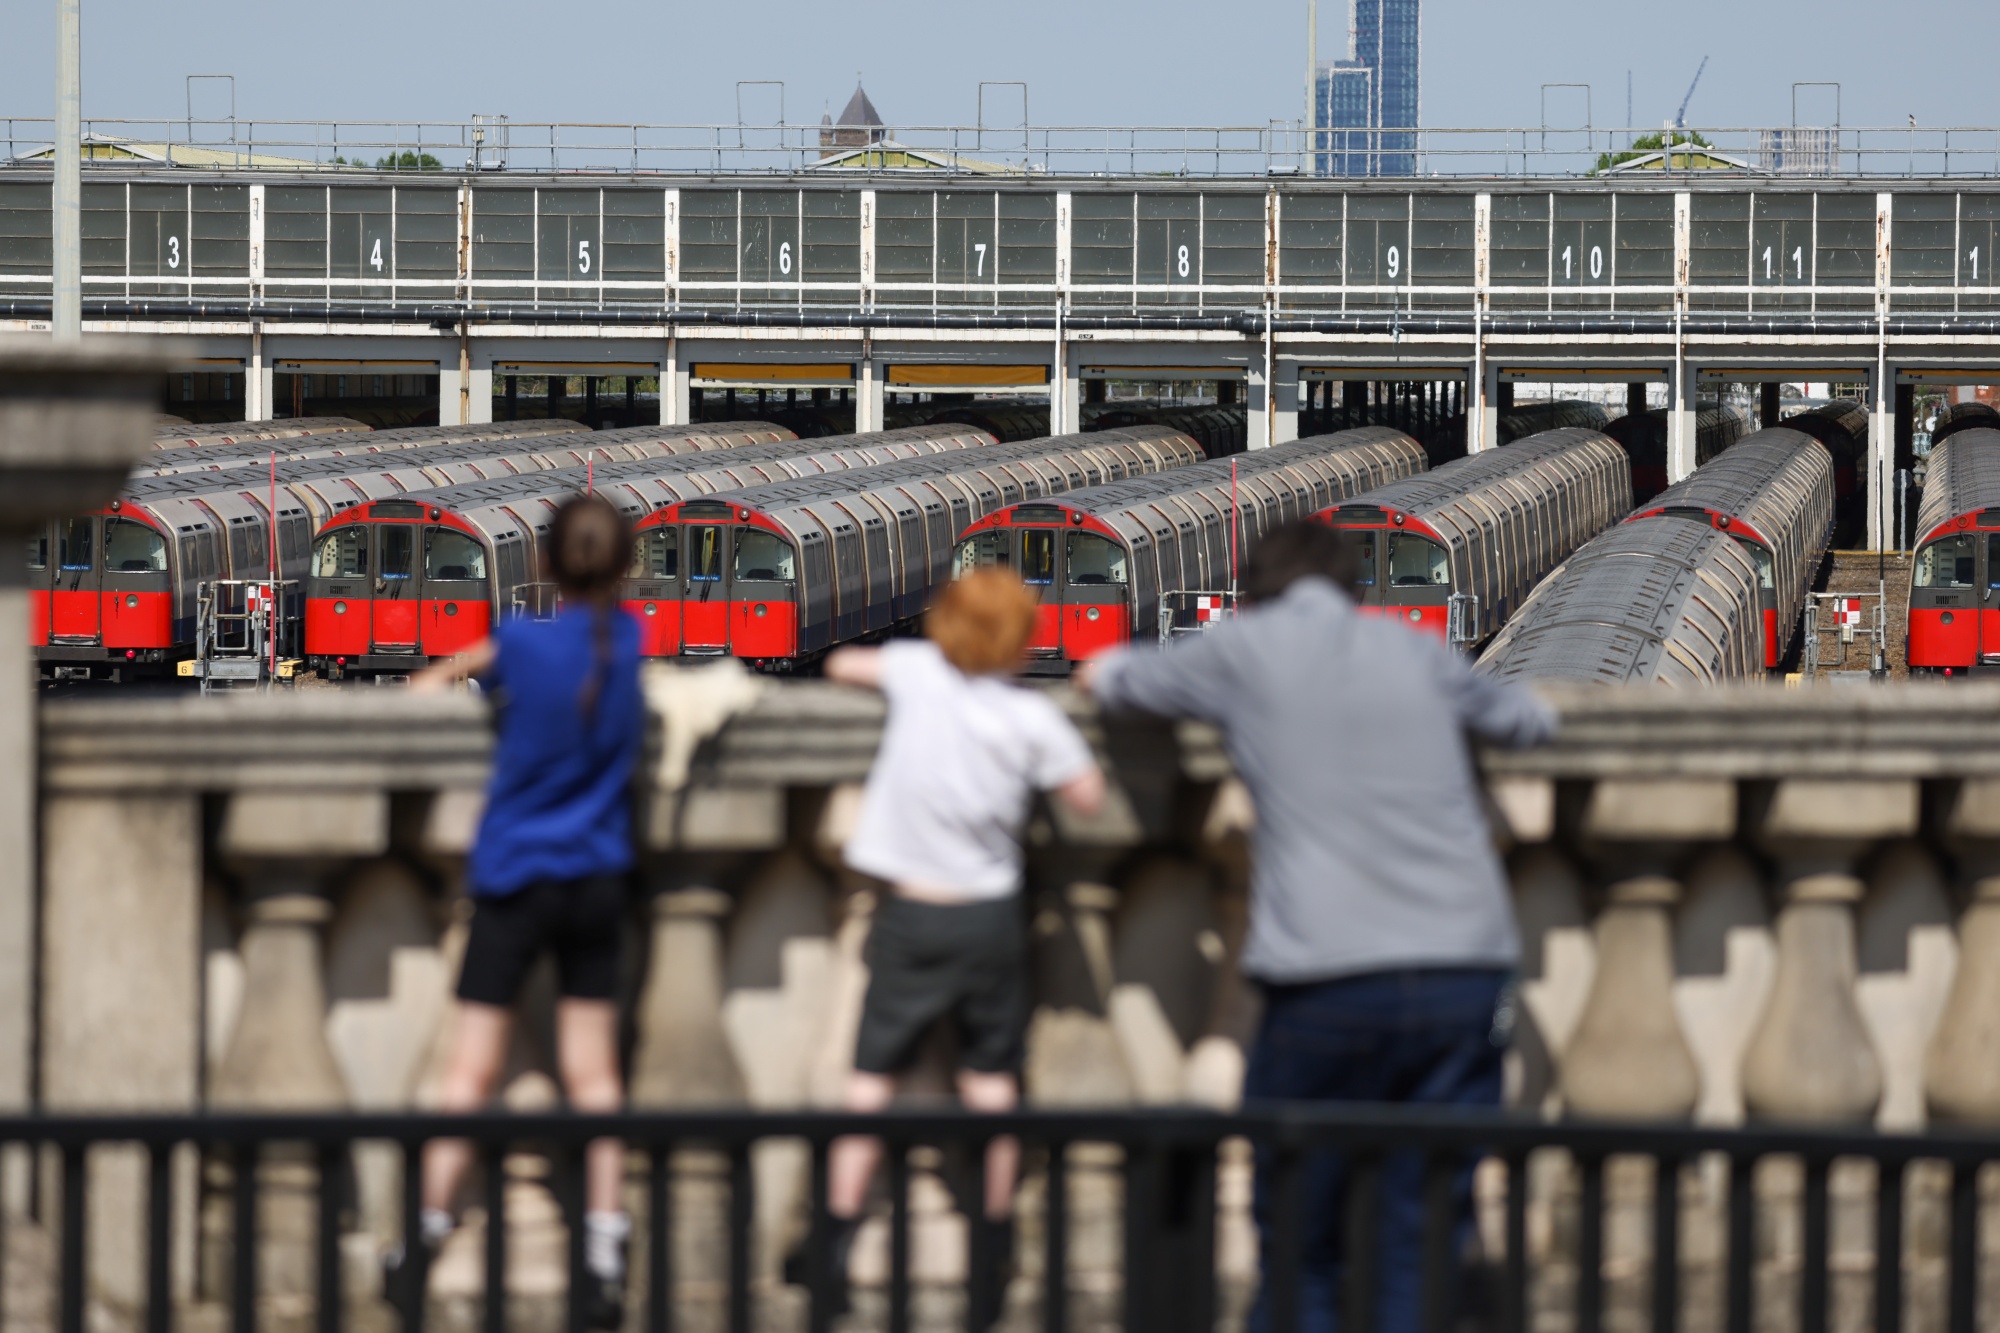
{"left": 1674, "top": 56, "right": 1709, "bottom": 131}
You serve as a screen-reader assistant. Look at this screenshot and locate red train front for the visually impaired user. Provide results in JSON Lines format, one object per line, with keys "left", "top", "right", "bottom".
{"left": 623, "top": 501, "right": 802, "bottom": 661}
{"left": 952, "top": 505, "right": 1133, "bottom": 666}
{"left": 1312, "top": 506, "right": 1455, "bottom": 640}
{"left": 306, "top": 501, "right": 495, "bottom": 674}
{"left": 1907, "top": 428, "right": 2000, "bottom": 677}
{"left": 31, "top": 505, "right": 179, "bottom": 681}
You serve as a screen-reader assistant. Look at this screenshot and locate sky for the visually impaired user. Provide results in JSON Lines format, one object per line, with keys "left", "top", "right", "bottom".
{"left": 1, "top": 0, "right": 1992, "bottom": 137}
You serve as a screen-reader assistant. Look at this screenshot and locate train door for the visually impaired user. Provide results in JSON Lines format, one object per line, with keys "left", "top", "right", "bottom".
{"left": 419, "top": 527, "right": 491, "bottom": 658}
{"left": 50, "top": 517, "right": 101, "bottom": 641}
{"left": 1060, "top": 531, "right": 1131, "bottom": 658}
{"left": 1019, "top": 528, "right": 1060, "bottom": 650}
{"left": 371, "top": 523, "right": 420, "bottom": 652}
{"left": 682, "top": 524, "right": 729, "bottom": 652}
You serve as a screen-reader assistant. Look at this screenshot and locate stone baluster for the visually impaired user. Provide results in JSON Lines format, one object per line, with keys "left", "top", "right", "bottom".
{"left": 206, "top": 789, "right": 386, "bottom": 1305}
{"left": 1742, "top": 779, "right": 1914, "bottom": 1123}
{"left": 1558, "top": 779, "right": 1730, "bottom": 1120}
{"left": 1926, "top": 779, "right": 2000, "bottom": 1123}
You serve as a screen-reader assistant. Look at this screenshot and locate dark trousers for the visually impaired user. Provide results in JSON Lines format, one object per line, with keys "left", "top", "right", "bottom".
{"left": 1244, "top": 967, "right": 1509, "bottom": 1333}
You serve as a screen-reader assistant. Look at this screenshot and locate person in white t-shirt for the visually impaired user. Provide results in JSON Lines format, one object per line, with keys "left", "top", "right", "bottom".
{"left": 793, "top": 567, "right": 1104, "bottom": 1314}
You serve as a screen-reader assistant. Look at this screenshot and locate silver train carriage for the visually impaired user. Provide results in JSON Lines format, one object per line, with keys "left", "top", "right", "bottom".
{"left": 1477, "top": 518, "right": 1765, "bottom": 686}
{"left": 1319, "top": 428, "right": 1634, "bottom": 646}
{"left": 150, "top": 417, "right": 372, "bottom": 451}
{"left": 1624, "top": 427, "right": 1834, "bottom": 669}
{"left": 952, "top": 428, "right": 1429, "bottom": 663}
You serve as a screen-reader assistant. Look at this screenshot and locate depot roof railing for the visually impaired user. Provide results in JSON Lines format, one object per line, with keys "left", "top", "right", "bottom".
{"left": 4, "top": 117, "right": 2000, "bottom": 179}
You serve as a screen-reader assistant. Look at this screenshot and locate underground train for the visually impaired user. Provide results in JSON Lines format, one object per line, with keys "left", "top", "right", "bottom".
{"left": 1931, "top": 401, "right": 2000, "bottom": 448}
{"left": 627, "top": 426, "right": 1210, "bottom": 665}
{"left": 952, "top": 428, "right": 1428, "bottom": 664}
{"left": 1479, "top": 428, "right": 1836, "bottom": 684}
{"left": 1477, "top": 520, "right": 1766, "bottom": 686}
{"left": 930, "top": 403, "right": 1060, "bottom": 443}
{"left": 1603, "top": 403, "right": 1757, "bottom": 503}
{"left": 301, "top": 425, "right": 1008, "bottom": 673}
{"left": 151, "top": 417, "right": 372, "bottom": 451}
{"left": 1081, "top": 405, "right": 1249, "bottom": 459}
{"left": 1316, "top": 429, "right": 1634, "bottom": 646}
{"left": 1908, "top": 427, "right": 2000, "bottom": 676}
{"left": 30, "top": 421, "right": 797, "bottom": 681}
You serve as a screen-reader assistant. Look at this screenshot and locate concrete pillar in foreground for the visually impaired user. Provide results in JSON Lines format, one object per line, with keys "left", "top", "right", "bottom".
{"left": 0, "top": 337, "right": 169, "bottom": 1128}
{"left": 1666, "top": 361, "right": 1697, "bottom": 483}
{"left": 1927, "top": 779, "right": 2000, "bottom": 1123}
{"left": 1743, "top": 779, "right": 1915, "bottom": 1123}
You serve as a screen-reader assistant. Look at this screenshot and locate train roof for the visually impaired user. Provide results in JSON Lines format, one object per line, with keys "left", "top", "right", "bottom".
{"left": 1933, "top": 401, "right": 2000, "bottom": 445}
{"left": 1777, "top": 401, "right": 1868, "bottom": 454}
{"left": 1478, "top": 517, "right": 1763, "bottom": 686}
{"left": 989, "top": 428, "right": 1424, "bottom": 517}
{"left": 1636, "top": 427, "right": 1833, "bottom": 531}
{"left": 137, "top": 417, "right": 594, "bottom": 473}
{"left": 323, "top": 424, "right": 999, "bottom": 516}
{"left": 150, "top": 417, "right": 371, "bottom": 449}
{"left": 1915, "top": 428, "right": 2000, "bottom": 539}
{"left": 1327, "top": 428, "right": 1623, "bottom": 519}
{"left": 661, "top": 426, "right": 1204, "bottom": 513}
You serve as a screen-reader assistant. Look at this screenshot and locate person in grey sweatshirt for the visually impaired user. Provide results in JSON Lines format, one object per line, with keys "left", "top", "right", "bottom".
{"left": 1078, "top": 519, "right": 1556, "bottom": 1333}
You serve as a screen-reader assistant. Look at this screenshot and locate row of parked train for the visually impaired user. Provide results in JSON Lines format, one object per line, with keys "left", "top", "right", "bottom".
{"left": 31, "top": 385, "right": 1911, "bottom": 687}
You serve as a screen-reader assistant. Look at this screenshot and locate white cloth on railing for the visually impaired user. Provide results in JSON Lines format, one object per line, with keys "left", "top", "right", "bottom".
{"left": 641, "top": 660, "right": 766, "bottom": 794}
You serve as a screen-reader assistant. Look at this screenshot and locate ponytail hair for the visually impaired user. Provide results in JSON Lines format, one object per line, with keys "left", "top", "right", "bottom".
{"left": 544, "top": 494, "right": 635, "bottom": 722}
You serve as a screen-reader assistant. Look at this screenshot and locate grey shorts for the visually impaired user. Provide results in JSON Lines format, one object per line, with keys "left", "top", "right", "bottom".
{"left": 855, "top": 893, "right": 1029, "bottom": 1076}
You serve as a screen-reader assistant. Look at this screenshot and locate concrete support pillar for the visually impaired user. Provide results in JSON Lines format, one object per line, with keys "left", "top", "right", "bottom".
{"left": 665, "top": 337, "right": 690, "bottom": 426}
{"left": 1055, "top": 344, "right": 1081, "bottom": 438}
{"left": 1667, "top": 359, "right": 1697, "bottom": 483}
{"left": 1761, "top": 380, "right": 1782, "bottom": 429}
{"left": 855, "top": 353, "right": 883, "bottom": 434}
{"left": 1742, "top": 780, "right": 1916, "bottom": 1122}
{"left": 1474, "top": 365, "right": 1502, "bottom": 452}
{"left": 247, "top": 329, "right": 272, "bottom": 422}
{"left": 1869, "top": 364, "right": 1893, "bottom": 550}
{"left": 1271, "top": 360, "right": 1299, "bottom": 446}
{"left": 463, "top": 362, "right": 493, "bottom": 425}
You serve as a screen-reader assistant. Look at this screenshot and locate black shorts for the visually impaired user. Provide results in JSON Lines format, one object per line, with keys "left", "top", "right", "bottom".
{"left": 855, "top": 894, "right": 1029, "bottom": 1076}
{"left": 457, "top": 875, "right": 627, "bottom": 1007}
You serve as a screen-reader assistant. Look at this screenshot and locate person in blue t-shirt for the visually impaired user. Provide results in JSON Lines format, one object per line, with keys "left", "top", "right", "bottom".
{"left": 398, "top": 493, "right": 643, "bottom": 1330}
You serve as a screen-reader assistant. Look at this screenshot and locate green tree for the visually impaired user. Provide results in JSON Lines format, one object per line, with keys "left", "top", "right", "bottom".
{"left": 1594, "top": 130, "right": 1714, "bottom": 174}
{"left": 375, "top": 150, "right": 444, "bottom": 171}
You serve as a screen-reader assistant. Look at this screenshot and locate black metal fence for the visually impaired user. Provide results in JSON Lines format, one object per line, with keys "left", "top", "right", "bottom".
{"left": 5, "top": 1105, "right": 1998, "bottom": 1333}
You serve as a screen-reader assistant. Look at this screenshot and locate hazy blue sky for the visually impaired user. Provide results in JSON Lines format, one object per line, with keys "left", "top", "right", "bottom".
{"left": 2, "top": 0, "right": 1991, "bottom": 134}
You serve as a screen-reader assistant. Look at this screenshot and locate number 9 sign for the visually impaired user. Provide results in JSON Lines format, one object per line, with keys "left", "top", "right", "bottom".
{"left": 1385, "top": 245, "right": 1401, "bottom": 281}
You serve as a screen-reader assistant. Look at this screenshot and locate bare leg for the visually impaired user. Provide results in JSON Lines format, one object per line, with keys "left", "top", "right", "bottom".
{"left": 955, "top": 1070, "right": 1020, "bottom": 1220}
{"left": 555, "top": 998, "right": 626, "bottom": 1214}
{"left": 827, "top": 1071, "right": 898, "bottom": 1218}
{"left": 422, "top": 1001, "right": 515, "bottom": 1214}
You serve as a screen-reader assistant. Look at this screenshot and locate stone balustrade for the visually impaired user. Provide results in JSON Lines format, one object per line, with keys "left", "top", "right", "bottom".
{"left": 23, "top": 677, "right": 2000, "bottom": 1331}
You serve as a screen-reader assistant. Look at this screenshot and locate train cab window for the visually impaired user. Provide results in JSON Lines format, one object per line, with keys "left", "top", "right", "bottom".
{"left": 1350, "top": 531, "right": 1378, "bottom": 589}
{"left": 1730, "top": 538, "right": 1775, "bottom": 590}
{"left": 26, "top": 531, "right": 47, "bottom": 572}
{"left": 1064, "top": 532, "right": 1128, "bottom": 586}
{"left": 104, "top": 518, "right": 167, "bottom": 573}
{"left": 1385, "top": 533, "right": 1449, "bottom": 588}
{"left": 734, "top": 529, "right": 796, "bottom": 581}
{"left": 1915, "top": 535, "right": 1977, "bottom": 589}
{"left": 952, "top": 532, "right": 1009, "bottom": 577}
{"left": 425, "top": 528, "right": 487, "bottom": 581}
{"left": 1021, "top": 530, "right": 1056, "bottom": 586}
{"left": 630, "top": 528, "right": 678, "bottom": 579}
{"left": 377, "top": 526, "right": 416, "bottom": 580}
{"left": 1989, "top": 535, "right": 2000, "bottom": 590}
{"left": 57, "top": 518, "right": 93, "bottom": 571}
{"left": 313, "top": 528, "right": 368, "bottom": 578}
{"left": 687, "top": 526, "right": 724, "bottom": 582}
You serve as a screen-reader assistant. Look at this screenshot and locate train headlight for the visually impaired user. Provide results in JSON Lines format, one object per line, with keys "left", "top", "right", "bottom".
{"left": 1409, "top": 608, "right": 1423, "bottom": 622}
{"left": 753, "top": 604, "right": 768, "bottom": 618}
{"left": 1086, "top": 606, "right": 1101, "bottom": 622}
{"left": 333, "top": 601, "right": 347, "bottom": 615}
{"left": 125, "top": 594, "right": 137, "bottom": 608}
{"left": 444, "top": 603, "right": 458, "bottom": 617}
{"left": 1943, "top": 612, "right": 1955, "bottom": 625}
{"left": 644, "top": 603, "right": 657, "bottom": 616}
